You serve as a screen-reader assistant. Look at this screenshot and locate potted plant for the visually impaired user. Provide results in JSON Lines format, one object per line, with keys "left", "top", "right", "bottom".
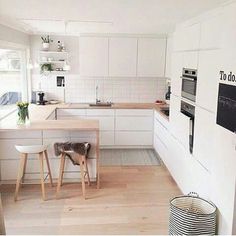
{"left": 16, "top": 102, "right": 29, "bottom": 125}
{"left": 41, "top": 35, "right": 52, "bottom": 51}
{"left": 40, "top": 63, "right": 53, "bottom": 73}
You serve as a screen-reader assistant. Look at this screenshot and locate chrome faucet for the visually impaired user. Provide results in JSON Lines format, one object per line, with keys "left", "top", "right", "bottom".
{"left": 95, "top": 85, "right": 100, "bottom": 104}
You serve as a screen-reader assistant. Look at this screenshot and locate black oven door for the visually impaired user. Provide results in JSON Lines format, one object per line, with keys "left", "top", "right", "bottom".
{"left": 181, "top": 76, "right": 197, "bottom": 102}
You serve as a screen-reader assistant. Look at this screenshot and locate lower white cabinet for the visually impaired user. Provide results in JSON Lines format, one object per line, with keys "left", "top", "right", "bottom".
{"left": 115, "top": 109, "right": 153, "bottom": 146}
{"left": 115, "top": 116, "right": 153, "bottom": 131}
{"left": 100, "top": 131, "right": 114, "bottom": 146}
{"left": 56, "top": 108, "right": 153, "bottom": 146}
{"left": 116, "top": 131, "right": 153, "bottom": 146}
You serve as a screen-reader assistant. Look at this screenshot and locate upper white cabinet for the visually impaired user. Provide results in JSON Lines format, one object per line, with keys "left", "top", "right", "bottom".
{"left": 79, "top": 37, "right": 108, "bottom": 76}
{"left": 137, "top": 38, "right": 166, "bottom": 77}
{"left": 200, "top": 13, "right": 223, "bottom": 50}
{"left": 171, "top": 52, "right": 183, "bottom": 97}
{"left": 183, "top": 51, "right": 198, "bottom": 69}
{"left": 196, "top": 50, "right": 221, "bottom": 113}
{"left": 173, "top": 23, "right": 200, "bottom": 51}
{"left": 109, "top": 38, "right": 137, "bottom": 77}
{"left": 165, "top": 36, "right": 173, "bottom": 78}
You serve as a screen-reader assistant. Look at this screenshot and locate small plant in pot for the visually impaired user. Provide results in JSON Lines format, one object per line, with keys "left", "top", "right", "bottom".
{"left": 41, "top": 63, "right": 53, "bottom": 73}
{"left": 41, "top": 35, "right": 53, "bottom": 51}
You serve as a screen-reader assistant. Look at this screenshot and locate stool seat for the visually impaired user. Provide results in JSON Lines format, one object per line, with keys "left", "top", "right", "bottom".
{"left": 15, "top": 145, "right": 48, "bottom": 154}
{"left": 14, "top": 144, "right": 53, "bottom": 201}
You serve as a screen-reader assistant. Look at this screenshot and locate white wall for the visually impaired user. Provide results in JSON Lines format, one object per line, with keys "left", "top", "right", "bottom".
{"left": 30, "top": 35, "right": 167, "bottom": 103}
{"left": 0, "top": 24, "right": 29, "bottom": 46}
{"left": 166, "top": 1, "right": 236, "bottom": 234}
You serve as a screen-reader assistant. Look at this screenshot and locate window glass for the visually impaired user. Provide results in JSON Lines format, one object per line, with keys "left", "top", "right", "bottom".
{"left": 0, "top": 48, "right": 27, "bottom": 119}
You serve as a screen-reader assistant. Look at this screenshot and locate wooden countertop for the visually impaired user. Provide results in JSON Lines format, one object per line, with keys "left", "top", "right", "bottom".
{"left": 0, "top": 103, "right": 169, "bottom": 131}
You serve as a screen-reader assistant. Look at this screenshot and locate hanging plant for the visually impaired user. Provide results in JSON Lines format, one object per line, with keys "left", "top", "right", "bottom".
{"left": 40, "top": 63, "right": 53, "bottom": 73}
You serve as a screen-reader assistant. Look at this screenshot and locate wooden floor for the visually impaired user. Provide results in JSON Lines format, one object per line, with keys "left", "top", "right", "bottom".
{"left": 0, "top": 166, "right": 181, "bottom": 235}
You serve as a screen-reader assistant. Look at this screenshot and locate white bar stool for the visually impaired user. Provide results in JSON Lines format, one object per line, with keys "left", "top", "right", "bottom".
{"left": 14, "top": 145, "right": 53, "bottom": 201}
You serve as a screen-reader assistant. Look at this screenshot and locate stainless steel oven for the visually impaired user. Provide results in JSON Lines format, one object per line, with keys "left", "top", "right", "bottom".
{"left": 181, "top": 68, "right": 197, "bottom": 102}
{"left": 181, "top": 100, "right": 195, "bottom": 154}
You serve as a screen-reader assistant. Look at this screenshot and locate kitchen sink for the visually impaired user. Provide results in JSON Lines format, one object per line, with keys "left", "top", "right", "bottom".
{"left": 89, "top": 102, "right": 113, "bottom": 107}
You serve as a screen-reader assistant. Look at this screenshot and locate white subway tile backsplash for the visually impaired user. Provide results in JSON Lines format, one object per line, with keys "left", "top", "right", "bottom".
{"left": 31, "top": 74, "right": 166, "bottom": 103}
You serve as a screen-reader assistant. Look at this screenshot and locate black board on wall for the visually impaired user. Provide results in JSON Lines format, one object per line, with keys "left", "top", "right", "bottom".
{"left": 216, "top": 83, "right": 236, "bottom": 133}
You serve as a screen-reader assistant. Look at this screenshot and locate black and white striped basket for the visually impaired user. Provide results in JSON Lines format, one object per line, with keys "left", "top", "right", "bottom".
{"left": 169, "top": 192, "right": 217, "bottom": 235}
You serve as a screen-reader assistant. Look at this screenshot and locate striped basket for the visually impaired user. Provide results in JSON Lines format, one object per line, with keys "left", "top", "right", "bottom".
{"left": 169, "top": 193, "right": 217, "bottom": 235}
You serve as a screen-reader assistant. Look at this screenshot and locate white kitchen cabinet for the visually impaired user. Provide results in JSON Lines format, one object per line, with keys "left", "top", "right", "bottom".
{"left": 86, "top": 116, "right": 114, "bottom": 131}
{"left": 86, "top": 109, "right": 114, "bottom": 117}
{"left": 165, "top": 36, "right": 173, "bottom": 78}
{"left": 137, "top": 38, "right": 166, "bottom": 77}
{"left": 200, "top": 12, "right": 223, "bottom": 50}
{"left": 183, "top": 51, "right": 198, "bottom": 69}
{"left": 100, "top": 131, "right": 114, "bottom": 146}
{"left": 169, "top": 95, "right": 190, "bottom": 150}
{"left": 79, "top": 37, "right": 108, "bottom": 76}
{"left": 196, "top": 50, "right": 221, "bottom": 113}
{"left": 109, "top": 38, "right": 137, "bottom": 77}
{"left": 116, "top": 109, "right": 153, "bottom": 117}
{"left": 56, "top": 109, "right": 86, "bottom": 117}
{"left": 171, "top": 52, "right": 183, "bottom": 97}
{"left": 115, "top": 109, "right": 153, "bottom": 146}
{"left": 116, "top": 116, "right": 153, "bottom": 131}
{"left": 193, "top": 107, "right": 215, "bottom": 172}
{"left": 173, "top": 23, "right": 200, "bottom": 51}
{"left": 115, "top": 131, "right": 153, "bottom": 146}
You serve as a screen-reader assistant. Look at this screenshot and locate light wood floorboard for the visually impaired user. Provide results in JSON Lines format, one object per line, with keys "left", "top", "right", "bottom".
{"left": 0, "top": 165, "right": 181, "bottom": 235}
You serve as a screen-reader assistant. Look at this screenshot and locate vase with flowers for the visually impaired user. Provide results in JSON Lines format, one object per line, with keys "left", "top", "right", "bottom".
{"left": 17, "top": 102, "right": 29, "bottom": 125}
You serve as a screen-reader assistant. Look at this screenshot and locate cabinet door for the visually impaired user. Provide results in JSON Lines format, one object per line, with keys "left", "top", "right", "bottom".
{"left": 183, "top": 51, "right": 198, "bottom": 69}
{"left": 193, "top": 107, "right": 215, "bottom": 172}
{"left": 171, "top": 52, "right": 183, "bottom": 96}
{"left": 116, "top": 116, "right": 153, "bottom": 131}
{"left": 115, "top": 131, "right": 153, "bottom": 146}
{"left": 173, "top": 23, "right": 200, "bottom": 51}
{"left": 109, "top": 38, "right": 137, "bottom": 77}
{"left": 137, "top": 38, "right": 166, "bottom": 77}
{"left": 196, "top": 50, "right": 221, "bottom": 113}
{"left": 200, "top": 12, "right": 223, "bottom": 50}
{"left": 165, "top": 37, "right": 173, "bottom": 78}
{"left": 79, "top": 37, "right": 108, "bottom": 76}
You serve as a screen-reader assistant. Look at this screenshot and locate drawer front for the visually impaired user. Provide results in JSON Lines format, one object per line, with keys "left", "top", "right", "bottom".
{"left": 57, "top": 116, "right": 87, "bottom": 120}
{"left": 56, "top": 109, "right": 86, "bottom": 117}
{"left": 115, "top": 131, "right": 153, "bottom": 145}
{"left": 116, "top": 116, "right": 153, "bottom": 131}
{"left": 116, "top": 109, "right": 153, "bottom": 116}
{"left": 86, "top": 109, "right": 114, "bottom": 116}
{"left": 154, "top": 111, "right": 169, "bottom": 129}
{"left": 100, "top": 131, "right": 114, "bottom": 146}
{"left": 86, "top": 116, "right": 114, "bottom": 131}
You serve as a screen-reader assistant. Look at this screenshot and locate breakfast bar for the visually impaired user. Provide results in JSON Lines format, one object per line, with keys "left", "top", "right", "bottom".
{"left": 0, "top": 105, "right": 100, "bottom": 188}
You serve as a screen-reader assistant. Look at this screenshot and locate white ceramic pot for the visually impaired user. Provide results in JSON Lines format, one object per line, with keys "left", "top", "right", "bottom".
{"left": 42, "top": 43, "right": 50, "bottom": 51}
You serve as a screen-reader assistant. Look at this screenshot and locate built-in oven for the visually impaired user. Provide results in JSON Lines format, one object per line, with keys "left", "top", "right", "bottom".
{"left": 181, "top": 100, "right": 195, "bottom": 154}
{"left": 181, "top": 68, "right": 197, "bottom": 102}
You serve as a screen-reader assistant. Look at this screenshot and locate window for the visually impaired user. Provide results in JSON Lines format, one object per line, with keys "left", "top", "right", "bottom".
{"left": 0, "top": 48, "right": 28, "bottom": 119}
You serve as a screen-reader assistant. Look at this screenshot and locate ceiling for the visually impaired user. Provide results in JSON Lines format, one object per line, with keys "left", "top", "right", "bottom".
{"left": 0, "top": 0, "right": 229, "bottom": 36}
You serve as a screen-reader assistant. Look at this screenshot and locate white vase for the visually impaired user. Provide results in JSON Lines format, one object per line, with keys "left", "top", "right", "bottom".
{"left": 42, "top": 43, "right": 50, "bottom": 51}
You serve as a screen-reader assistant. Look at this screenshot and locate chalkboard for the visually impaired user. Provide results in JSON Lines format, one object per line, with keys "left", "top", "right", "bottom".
{"left": 216, "top": 83, "right": 236, "bottom": 133}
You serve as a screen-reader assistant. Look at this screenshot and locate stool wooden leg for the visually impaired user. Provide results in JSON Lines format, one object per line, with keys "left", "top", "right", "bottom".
{"left": 44, "top": 150, "right": 53, "bottom": 187}
{"left": 14, "top": 154, "right": 27, "bottom": 201}
{"left": 83, "top": 156, "right": 90, "bottom": 186}
{"left": 21, "top": 154, "right": 28, "bottom": 184}
{"left": 56, "top": 153, "right": 65, "bottom": 198}
{"left": 39, "top": 152, "right": 46, "bottom": 201}
{"left": 79, "top": 155, "right": 86, "bottom": 199}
